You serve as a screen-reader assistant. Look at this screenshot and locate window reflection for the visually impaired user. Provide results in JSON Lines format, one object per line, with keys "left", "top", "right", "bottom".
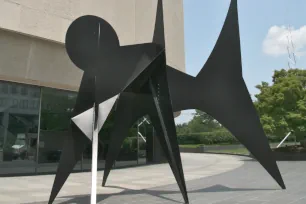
{"left": 82, "top": 109, "right": 116, "bottom": 170}
{"left": 10, "top": 84, "right": 18, "bottom": 95}
{"left": 1, "top": 84, "right": 8, "bottom": 94}
{"left": 0, "top": 81, "right": 151, "bottom": 175}
{"left": 20, "top": 87, "right": 28, "bottom": 96}
{"left": 37, "top": 87, "right": 80, "bottom": 173}
{"left": 0, "top": 81, "right": 40, "bottom": 175}
{"left": 82, "top": 105, "right": 139, "bottom": 170}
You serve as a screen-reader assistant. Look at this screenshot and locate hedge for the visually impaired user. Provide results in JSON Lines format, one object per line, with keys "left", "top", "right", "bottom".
{"left": 178, "top": 130, "right": 296, "bottom": 145}
{"left": 121, "top": 137, "right": 146, "bottom": 153}
{"left": 120, "top": 131, "right": 297, "bottom": 148}
{"left": 178, "top": 130, "right": 237, "bottom": 145}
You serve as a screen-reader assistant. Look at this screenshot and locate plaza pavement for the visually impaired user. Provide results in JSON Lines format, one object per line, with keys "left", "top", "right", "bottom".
{"left": 0, "top": 153, "right": 305, "bottom": 204}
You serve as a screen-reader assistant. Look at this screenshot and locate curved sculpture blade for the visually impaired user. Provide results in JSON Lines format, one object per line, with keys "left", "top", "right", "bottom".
{"left": 168, "top": 0, "right": 285, "bottom": 189}
{"left": 102, "top": 92, "right": 149, "bottom": 186}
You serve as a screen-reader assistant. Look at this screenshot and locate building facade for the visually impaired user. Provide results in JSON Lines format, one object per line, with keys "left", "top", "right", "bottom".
{"left": 0, "top": 0, "right": 186, "bottom": 175}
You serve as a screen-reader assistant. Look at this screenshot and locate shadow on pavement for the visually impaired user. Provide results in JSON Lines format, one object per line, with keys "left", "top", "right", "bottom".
{"left": 26, "top": 184, "right": 278, "bottom": 204}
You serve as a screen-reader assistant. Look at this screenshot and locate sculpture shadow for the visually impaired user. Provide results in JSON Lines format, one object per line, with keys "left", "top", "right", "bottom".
{"left": 51, "top": 184, "right": 277, "bottom": 204}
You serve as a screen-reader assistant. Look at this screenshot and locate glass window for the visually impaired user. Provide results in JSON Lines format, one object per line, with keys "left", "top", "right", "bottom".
{"left": 12, "top": 99, "right": 18, "bottom": 108}
{"left": 40, "top": 88, "right": 77, "bottom": 131}
{"left": 82, "top": 107, "right": 141, "bottom": 170}
{"left": 82, "top": 109, "right": 117, "bottom": 170}
{"left": 10, "top": 84, "right": 18, "bottom": 95}
{"left": 0, "top": 98, "right": 6, "bottom": 107}
{"left": 20, "top": 87, "right": 28, "bottom": 96}
{"left": 23, "top": 100, "right": 28, "bottom": 109}
{"left": 37, "top": 87, "right": 80, "bottom": 173}
{"left": 1, "top": 84, "right": 8, "bottom": 94}
{"left": 31, "top": 89, "right": 40, "bottom": 98}
{"left": 0, "top": 82, "right": 153, "bottom": 175}
{"left": 0, "top": 81, "right": 40, "bottom": 175}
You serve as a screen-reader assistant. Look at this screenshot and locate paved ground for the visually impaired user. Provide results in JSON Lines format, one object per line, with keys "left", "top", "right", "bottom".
{"left": 0, "top": 153, "right": 243, "bottom": 203}
{"left": 1, "top": 153, "right": 306, "bottom": 204}
{"left": 196, "top": 142, "right": 296, "bottom": 152}
{"left": 0, "top": 158, "right": 146, "bottom": 175}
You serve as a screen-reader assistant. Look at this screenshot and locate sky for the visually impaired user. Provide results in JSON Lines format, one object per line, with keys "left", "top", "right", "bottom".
{"left": 175, "top": 0, "right": 306, "bottom": 124}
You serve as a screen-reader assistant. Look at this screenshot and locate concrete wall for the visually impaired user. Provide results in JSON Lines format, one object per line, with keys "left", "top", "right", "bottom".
{"left": 0, "top": 0, "right": 185, "bottom": 91}
{"left": 0, "top": 29, "right": 80, "bottom": 90}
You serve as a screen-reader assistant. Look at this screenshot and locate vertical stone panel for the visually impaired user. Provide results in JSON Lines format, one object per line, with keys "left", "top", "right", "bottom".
{"left": 0, "top": 30, "right": 31, "bottom": 78}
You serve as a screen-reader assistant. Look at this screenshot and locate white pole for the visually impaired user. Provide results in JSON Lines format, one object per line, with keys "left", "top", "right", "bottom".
{"left": 138, "top": 132, "right": 147, "bottom": 143}
{"left": 137, "top": 120, "right": 139, "bottom": 165}
{"left": 137, "top": 117, "right": 149, "bottom": 143}
{"left": 138, "top": 117, "right": 150, "bottom": 127}
{"left": 91, "top": 105, "right": 98, "bottom": 204}
{"left": 277, "top": 132, "right": 292, "bottom": 148}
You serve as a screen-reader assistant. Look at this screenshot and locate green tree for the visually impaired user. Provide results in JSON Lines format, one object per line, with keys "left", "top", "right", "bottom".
{"left": 176, "top": 123, "right": 191, "bottom": 135}
{"left": 40, "top": 88, "right": 77, "bottom": 131}
{"left": 254, "top": 68, "right": 306, "bottom": 141}
{"left": 186, "top": 110, "right": 221, "bottom": 133}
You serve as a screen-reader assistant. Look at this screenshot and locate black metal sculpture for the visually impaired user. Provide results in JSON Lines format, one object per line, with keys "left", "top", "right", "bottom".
{"left": 48, "top": 0, "right": 285, "bottom": 204}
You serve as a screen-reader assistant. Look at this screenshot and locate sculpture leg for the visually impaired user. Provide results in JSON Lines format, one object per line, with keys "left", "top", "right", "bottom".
{"left": 149, "top": 113, "right": 189, "bottom": 204}
{"left": 148, "top": 75, "right": 189, "bottom": 204}
{"left": 48, "top": 124, "right": 89, "bottom": 204}
{"left": 48, "top": 74, "right": 95, "bottom": 204}
{"left": 103, "top": 51, "right": 168, "bottom": 186}
{"left": 102, "top": 93, "right": 140, "bottom": 186}
{"left": 195, "top": 77, "right": 286, "bottom": 190}
{"left": 167, "top": 0, "right": 285, "bottom": 190}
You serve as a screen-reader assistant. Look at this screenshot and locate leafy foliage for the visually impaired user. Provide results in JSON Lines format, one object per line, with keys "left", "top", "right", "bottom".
{"left": 176, "top": 110, "right": 222, "bottom": 135}
{"left": 254, "top": 69, "right": 306, "bottom": 141}
{"left": 177, "top": 130, "right": 296, "bottom": 145}
{"left": 176, "top": 69, "right": 306, "bottom": 145}
{"left": 40, "top": 88, "right": 77, "bottom": 131}
{"left": 176, "top": 123, "right": 191, "bottom": 135}
{"left": 178, "top": 129, "right": 237, "bottom": 145}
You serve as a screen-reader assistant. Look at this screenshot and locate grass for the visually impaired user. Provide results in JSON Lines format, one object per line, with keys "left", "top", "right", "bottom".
{"left": 179, "top": 143, "right": 239, "bottom": 148}
{"left": 273, "top": 145, "right": 306, "bottom": 153}
{"left": 179, "top": 142, "right": 296, "bottom": 149}
{"left": 179, "top": 142, "right": 297, "bottom": 156}
{"left": 180, "top": 145, "right": 250, "bottom": 155}
{"left": 207, "top": 148, "right": 250, "bottom": 155}
{"left": 179, "top": 144, "right": 203, "bottom": 148}
{"left": 179, "top": 144, "right": 250, "bottom": 155}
